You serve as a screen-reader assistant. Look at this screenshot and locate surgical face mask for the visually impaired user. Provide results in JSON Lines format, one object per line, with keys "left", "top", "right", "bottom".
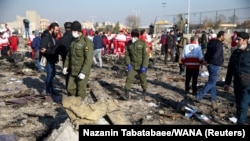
{"left": 72, "top": 31, "right": 80, "bottom": 38}
{"left": 132, "top": 37, "right": 138, "bottom": 43}
{"left": 239, "top": 45, "right": 246, "bottom": 50}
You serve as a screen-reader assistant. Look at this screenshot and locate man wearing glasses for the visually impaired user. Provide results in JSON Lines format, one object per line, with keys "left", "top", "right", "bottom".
{"left": 224, "top": 32, "right": 250, "bottom": 125}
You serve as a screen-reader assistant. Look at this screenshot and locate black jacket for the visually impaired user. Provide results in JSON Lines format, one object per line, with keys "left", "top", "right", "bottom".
{"left": 40, "top": 30, "right": 58, "bottom": 63}
{"left": 56, "top": 31, "right": 73, "bottom": 60}
{"left": 225, "top": 45, "right": 250, "bottom": 86}
{"left": 204, "top": 39, "right": 224, "bottom": 66}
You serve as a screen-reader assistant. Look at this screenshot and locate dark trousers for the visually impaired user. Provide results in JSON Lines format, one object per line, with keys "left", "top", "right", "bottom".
{"left": 2, "top": 46, "right": 9, "bottom": 57}
{"left": 185, "top": 69, "right": 199, "bottom": 94}
{"left": 164, "top": 46, "right": 174, "bottom": 64}
{"left": 65, "top": 72, "right": 70, "bottom": 93}
{"left": 161, "top": 44, "right": 166, "bottom": 55}
{"left": 234, "top": 85, "right": 250, "bottom": 125}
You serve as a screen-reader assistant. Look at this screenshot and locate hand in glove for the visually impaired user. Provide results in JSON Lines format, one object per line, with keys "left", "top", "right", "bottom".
{"left": 127, "top": 64, "right": 132, "bottom": 72}
{"left": 140, "top": 67, "right": 147, "bottom": 73}
{"left": 63, "top": 68, "right": 68, "bottom": 75}
{"left": 78, "top": 73, "right": 85, "bottom": 80}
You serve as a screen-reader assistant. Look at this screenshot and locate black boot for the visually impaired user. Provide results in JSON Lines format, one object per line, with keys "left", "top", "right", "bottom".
{"left": 179, "top": 64, "right": 185, "bottom": 75}
{"left": 141, "top": 89, "right": 147, "bottom": 99}
{"left": 181, "top": 64, "right": 185, "bottom": 76}
{"left": 179, "top": 64, "right": 183, "bottom": 75}
{"left": 123, "top": 89, "right": 130, "bottom": 101}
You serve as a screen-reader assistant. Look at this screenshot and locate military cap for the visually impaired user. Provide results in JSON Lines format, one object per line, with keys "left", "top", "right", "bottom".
{"left": 64, "top": 22, "right": 72, "bottom": 29}
{"left": 237, "top": 32, "right": 249, "bottom": 40}
{"left": 71, "top": 21, "right": 82, "bottom": 32}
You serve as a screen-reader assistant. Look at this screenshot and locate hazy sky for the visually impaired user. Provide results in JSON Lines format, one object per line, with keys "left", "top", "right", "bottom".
{"left": 0, "top": 0, "right": 249, "bottom": 26}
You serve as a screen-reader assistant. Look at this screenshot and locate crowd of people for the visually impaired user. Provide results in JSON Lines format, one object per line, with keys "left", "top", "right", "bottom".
{"left": 150, "top": 28, "right": 250, "bottom": 125}
{"left": 0, "top": 24, "right": 19, "bottom": 57}
{"left": 36, "top": 21, "right": 153, "bottom": 101}
{"left": 0, "top": 21, "right": 249, "bottom": 125}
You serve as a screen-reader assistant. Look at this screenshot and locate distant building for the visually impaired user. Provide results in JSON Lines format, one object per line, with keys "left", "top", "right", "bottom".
{"left": 40, "top": 19, "right": 50, "bottom": 32}
{"left": 3, "top": 10, "right": 49, "bottom": 37}
{"left": 154, "top": 20, "right": 173, "bottom": 34}
{"left": 82, "top": 21, "right": 129, "bottom": 32}
{"left": 3, "top": 10, "right": 131, "bottom": 37}
{"left": 82, "top": 21, "right": 93, "bottom": 29}
{"left": 219, "top": 23, "right": 237, "bottom": 29}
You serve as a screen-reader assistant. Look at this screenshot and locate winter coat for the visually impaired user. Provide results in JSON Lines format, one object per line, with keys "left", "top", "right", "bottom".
{"left": 56, "top": 31, "right": 73, "bottom": 59}
{"left": 125, "top": 39, "right": 149, "bottom": 70}
{"left": 64, "top": 35, "right": 94, "bottom": 76}
{"left": 182, "top": 43, "right": 204, "bottom": 70}
{"left": 40, "top": 30, "right": 58, "bottom": 63}
{"left": 225, "top": 45, "right": 250, "bottom": 87}
{"left": 93, "top": 35, "right": 103, "bottom": 50}
{"left": 204, "top": 39, "right": 224, "bottom": 66}
{"left": 32, "top": 36, "right": 41, "bottom": 51}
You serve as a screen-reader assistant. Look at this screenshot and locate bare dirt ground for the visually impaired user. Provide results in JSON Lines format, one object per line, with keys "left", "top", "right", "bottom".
{"left": 0, "top": 36, "right": 249, "bottom": 141}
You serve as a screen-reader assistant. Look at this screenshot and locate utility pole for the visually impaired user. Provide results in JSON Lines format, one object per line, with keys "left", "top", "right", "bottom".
{"left": 233, "top": 8, "right": 236, "bottom": 27}
{"left": 133, "top": 10, "right": 140, "bottom": 28}
{"left": 187, "top": 0, "right": 190, "bottom": 34}
{"left": 89, "top": 16, "right": 96, "bottom": 29}
{"left": 162, "top": 2, "right": 166, "bottom": 21}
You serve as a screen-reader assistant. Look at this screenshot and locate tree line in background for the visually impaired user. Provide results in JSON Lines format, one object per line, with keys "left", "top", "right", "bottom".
{"left": 94, "top": 22, "right": 123, "bottom": 34}
{"left": 91, "top": 7, "right": 250, "bottom": 34}
{"left": 175, "top": 13, "right": 250, "bottom": 33}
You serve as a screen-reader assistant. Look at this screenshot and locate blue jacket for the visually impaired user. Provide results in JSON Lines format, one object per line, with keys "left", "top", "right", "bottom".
{"left": 93, "top": 35, "right": 103, "bottom": 50}
{"left": 32, "top": 36, "right": 41, "bottom": 51}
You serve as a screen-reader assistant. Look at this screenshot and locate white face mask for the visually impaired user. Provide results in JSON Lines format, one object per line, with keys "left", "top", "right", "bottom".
{"left": 132, "top": 37, "right": 138, "bottom": 43}
{"left": 239, "top": 45, "right": 246, "bottom": 50}
{"left": 72, "top": 32, "right": 80, "bottom": 38}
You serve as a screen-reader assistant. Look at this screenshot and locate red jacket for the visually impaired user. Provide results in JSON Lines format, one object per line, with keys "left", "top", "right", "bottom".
{"left": 82, "top": 29, "right": 88, "bottom": 36}
{"left": 231, "top": 34, "right": 237, "bottom": 47}
{"left": 9, "top": 36, "right": 19, "bottom": 49}
{"left": 160, "top": 34, "right": 167, "bottom": 45}
{"left": 102, "top": 35, "right": 108, "bottom": 45}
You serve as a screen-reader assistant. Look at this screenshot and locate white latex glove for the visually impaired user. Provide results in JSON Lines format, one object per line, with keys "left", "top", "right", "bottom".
{"left": 78, "top": 73, "right": 85, "bottom": 80}
{"left": 63, "top": 68, "right": 68, "bottom": 75}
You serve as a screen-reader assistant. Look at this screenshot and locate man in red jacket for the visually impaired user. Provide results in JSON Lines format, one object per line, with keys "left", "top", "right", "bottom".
{"left": 9, "top": 32, "right": 19, "bottom": 55}
{"left": 181, "top": 36, "right": 204, "bottom": 97}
